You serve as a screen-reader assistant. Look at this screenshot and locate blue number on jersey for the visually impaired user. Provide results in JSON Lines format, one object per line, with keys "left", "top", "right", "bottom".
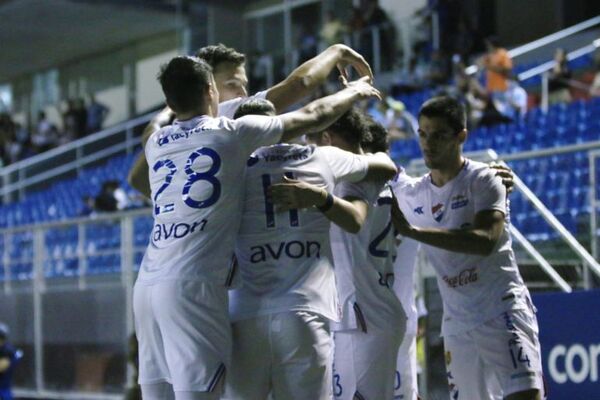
{"left": 183, "top": 147, "right": 221, "bottom": 209}
{"left": 153, "top": 147, "right": 222, "bottom": 215}
{"left": 369, "top": 221, "right": 393, "bottom": 258}
{"left": 153, "top": 159, "right": 177, "bottom": 215}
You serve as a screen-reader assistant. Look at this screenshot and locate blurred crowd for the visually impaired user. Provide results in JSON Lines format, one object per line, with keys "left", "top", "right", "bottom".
{"left": 0, "top": 95, "right": 109, "bottom": 167}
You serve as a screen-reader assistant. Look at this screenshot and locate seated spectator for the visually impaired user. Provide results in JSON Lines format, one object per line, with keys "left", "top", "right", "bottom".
{"left": 480, "top": 37, "right": 512, "bottom": 93}
{"left": 589, "top": 53, "right": 600, "bottom": 97}
{"left": 495, "top": 79, "right": 528, "bottom": 121}
{"left": 78, "top": 195, "right": 96, "bottom": 217}
{"left": 548, "top": 48, "right": 572, "bottom": 105}
{"left": 320, "top": 10, "right": 347, "bottom": 46}
{"left": 86, "top": 94, "right": 110, "bottom": 134}
{"left": 31, "top": 111, "right": 58, "bottom": 153}
{"left": 369, "top": 97, "right": 418, "bottom": 140}
{"left": 95, "top": 180, "right": 130, "bottom": 212}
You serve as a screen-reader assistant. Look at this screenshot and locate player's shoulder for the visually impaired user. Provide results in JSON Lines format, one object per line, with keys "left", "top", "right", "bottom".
{"left": 463, "top": 159, "right": 496, "bottom": 181}
{"left": 391, "top": 166, "right": 425, "bottom": 192}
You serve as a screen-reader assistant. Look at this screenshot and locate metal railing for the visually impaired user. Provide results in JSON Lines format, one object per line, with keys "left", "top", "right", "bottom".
{"left": 464, "top": 15, "right": 600, "bottom": 75}
{"left": 407, "top": 148, "right": 600, "bottom": 292}
{"left": 0, "top": 112, "right": 154, "bottom": 204}
{"left": 0, "top": 208, "right": 152, "bottom": 399}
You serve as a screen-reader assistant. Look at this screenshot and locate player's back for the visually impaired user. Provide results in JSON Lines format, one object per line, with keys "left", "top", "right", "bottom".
{"left": 138, "top": 114, "right": 282, "bottom": 285}
{"left": 332, "top": 181, "right": 406, "bottom": 332}
{"left": 231, "top": 144, "right": 368, "bottom": 322}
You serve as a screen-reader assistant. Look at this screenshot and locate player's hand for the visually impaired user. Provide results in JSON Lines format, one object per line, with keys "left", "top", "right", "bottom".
{"left": 390, "top": 194, "right": 413, "bottom": 236}
{"left": 333, "top": 44, "right": 374, "bottom": 83}
{"left": 268, "top": 176, "right": 327, "bottom": 212}
{"left": 489, "top": 162, "right": 514, "bottom": 194}
{"left": 344, "top": 76, "right": 382, "bottom": 101}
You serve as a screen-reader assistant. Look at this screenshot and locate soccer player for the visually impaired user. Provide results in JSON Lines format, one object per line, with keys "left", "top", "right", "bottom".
{"left": 390, "top": 96, "right": 543, "bottom": 400}
{"left": 0, "top": 323, "right": 22, "bottom": 400}
{"left": 134, "top": 56, "right": 381, "bottom": 400}
{"left": 224, "top": 99, "right": 397, "bottom": 400}
{"left": 128, "top": 43, "right": 373, "bottom": 195}
{"left": 328, "top": 113, "right": 406, "bottom": 400}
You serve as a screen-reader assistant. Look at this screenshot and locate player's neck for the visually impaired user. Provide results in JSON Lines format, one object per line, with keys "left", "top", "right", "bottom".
{"left": 176, "top": 106, "right": 212, "bottom": 121}
{"left": 430, "top": 156, "right": 465, "bottom": 187}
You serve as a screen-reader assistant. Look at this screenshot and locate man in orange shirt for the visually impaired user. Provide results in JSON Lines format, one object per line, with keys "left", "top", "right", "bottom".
{"left": 482, "top": 37, "right": 513, "bottom": 92}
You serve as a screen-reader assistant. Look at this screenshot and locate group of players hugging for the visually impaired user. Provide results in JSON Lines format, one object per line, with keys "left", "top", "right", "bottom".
{"left": 127, "top": 43, "right": 545, "bottom": 400}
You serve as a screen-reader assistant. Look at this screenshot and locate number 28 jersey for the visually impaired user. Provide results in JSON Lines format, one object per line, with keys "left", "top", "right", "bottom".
{"left": 230, "top": 144, "right": 370, "bottom": 322}
{"left": 137, "top": 114, "right": 283, "bottom": 285}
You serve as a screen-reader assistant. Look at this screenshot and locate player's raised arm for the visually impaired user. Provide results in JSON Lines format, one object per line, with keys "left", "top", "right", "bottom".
{"left": 127, "top": 107, "right": 175, "bottom": 198}
{"left": 266, "top": 44, "right": 373, "bottom": 112}
{"left": 362, "top": 152, "right": 397, "bottom": 182}
{"left": 278, "top": 76, "right": 381, "bottom": 142}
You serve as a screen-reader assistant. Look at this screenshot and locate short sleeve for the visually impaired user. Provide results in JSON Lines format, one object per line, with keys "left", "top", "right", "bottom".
{"left": 337, "top": 180, "right": 382, "bottom": 203}
{"left": 234, "top": 114, "right": 284, "bottom": 156}
{"left": 472, "top": 169, "right": 506, "bottom": 215}
{"left": 318, "top": 146, "right": 369, "bottom": 183}
{"left": 217, "top": 91, "right": 268, "bottom": 119}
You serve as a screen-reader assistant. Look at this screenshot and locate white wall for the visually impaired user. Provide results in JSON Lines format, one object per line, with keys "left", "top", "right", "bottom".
{"left": 96, "top": 86, "right": 128, "bottom": 128}
{"left": 135, "top": 50, "right": 178, "bottom": 114}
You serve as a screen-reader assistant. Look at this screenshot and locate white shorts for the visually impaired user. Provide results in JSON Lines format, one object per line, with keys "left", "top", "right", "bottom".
{"left": 443, "top": 308, "right": 544, "bottom": 399}
{"left": 395, "top": 332, "right": 418, "bottom": 400}
{"left": 133, "top": 280, "right": 231, "bottom": 392}
{"left": 333, "top": 326, "right": 404, "bottom": 400}
{"left": 223, "top": 311, "right": 332, "bottom": 400}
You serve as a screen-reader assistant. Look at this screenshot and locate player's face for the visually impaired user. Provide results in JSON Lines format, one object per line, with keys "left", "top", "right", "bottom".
{"left": 213, "top": 62, "right": 248, "bottom": 102}
{"left": 417, "top": 116, "right": 463, "bottom": 170}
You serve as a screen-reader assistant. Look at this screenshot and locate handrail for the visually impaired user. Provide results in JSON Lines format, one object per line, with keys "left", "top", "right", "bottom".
{"left": 518, "top": 39, "right": 600, "bottom": 81}
{"left": 500, "top": 140, "right": 600, "bottom": 161}
{"left": 0, "top": 207, "right": 151, "bottom": 235}
{"left": 465, "top": 15, "right": 600, "bottom": 75}
{"left": 509, "top": 16, "right": 600, "bottom": 58}
{"left": 0, "top": 112, "right": 153, "bottom": 175}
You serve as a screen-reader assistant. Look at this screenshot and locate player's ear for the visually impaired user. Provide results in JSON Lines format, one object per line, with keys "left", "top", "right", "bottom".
{"left": 457, "top": 128, "right": 467, "bottom": 144}
{"left": 322, "top": 131, "right": 333, "bottom": 146}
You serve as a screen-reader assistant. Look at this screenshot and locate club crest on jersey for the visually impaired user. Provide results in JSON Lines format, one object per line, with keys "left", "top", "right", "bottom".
{"left": 450, "top": 194, "right": 469, "bottom": 210}
{"left": 431, "top": 203, "right": 444, "bottom": 222}
{"left": 413, "top": 206, "right": 424, "bottom": 215}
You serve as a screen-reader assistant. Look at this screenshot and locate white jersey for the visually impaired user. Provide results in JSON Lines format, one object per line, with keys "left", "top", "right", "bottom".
{"left": 332, "top": 178, "right": 406, "bottom": 332}
{"left": 229, "top": 144, "right": 371, "bottom": 322}
{"left": 393, "top": 237, "right": 420, "bottom": 334}
{"left": 217, "top": 91, "right": 268, "bottom": 119}
{"left": 391, "top": 160, "right": 530, "bottom": 335}
{"left": 137, "top": 114, "right": 283, "bottom": 285}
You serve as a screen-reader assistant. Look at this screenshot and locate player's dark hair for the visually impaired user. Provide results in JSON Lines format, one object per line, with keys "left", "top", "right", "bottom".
{"left": 158, "top": 56, "right": 213, "bottom": 114}
{"left": 233, "top": 98, "right": 276, "bottom": 119}
{"left": 362, "top": 116, "right": 389, "bottom": 153}
{"left": 327, "top": 107, "right": 372, "bottom": 147}
{"left": 418, "top": 96, "right": 466, "bottom": 135}
{"left": 196, "top": 44, "right": 246, "bottom": 70}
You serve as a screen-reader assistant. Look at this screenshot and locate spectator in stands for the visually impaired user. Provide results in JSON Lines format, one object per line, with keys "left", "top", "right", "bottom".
{"left": 32, "top": 111, "right": 58, "bottom": 152}
{"left": 496, "top": 79, "right": 528, "bottom": 121}
{"left": 297, "top": 25, "right": 318, "bottom": 64}
{"left": 94, "top": 180, "right": 130, "bottom": 212}
{"left": 74, "top": 98, "right": 88, "bottom": 139}
{"left": 0, "top": 113, "right": 15, "bottom": 166}
{"left": 348, "top": 6, "right": 366, "bottom": 35}
{"left": 62, "top": 99, "right": 79, "bottom": 142}
{"left": 370, "top": 96, "right": 418, "bottom": 140}
{"left": 0, "top": 322, "right": 22, "bottom": 400}
{"left": 590, "top": 57, "right": 600, "bottom": 97}
{"left": 78, "top": 195, "right": 96, "bottom": 217}
{"left": 548, "top": 48, "right": 572, "bottom": 105}
{"left": 320, "top": 10, "right": 347, "bottom": 47}
{"left": 86, "top": 94, "right": 110, "bottom": 134}
{"left": 480, "top": 37, "right": 513, "bottom": 94}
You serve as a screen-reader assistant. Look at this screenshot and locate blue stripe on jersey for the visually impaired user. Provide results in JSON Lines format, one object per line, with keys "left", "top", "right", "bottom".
{"left": 207, "top": 363, "right": 225, "bottom": 392}
{"left": 261, "top": 174, "right": 276, "bottom": 228}
{"left": 284, "top": 172, "right": 299, "bottom": 227}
